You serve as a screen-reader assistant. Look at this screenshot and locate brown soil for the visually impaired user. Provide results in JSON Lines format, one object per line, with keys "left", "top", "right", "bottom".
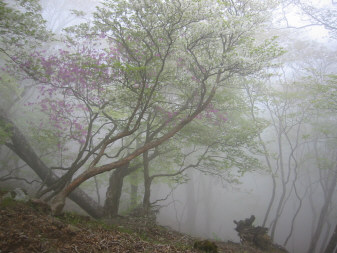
{"left": 0, "top": 194, "right": 287, "bottom": 253}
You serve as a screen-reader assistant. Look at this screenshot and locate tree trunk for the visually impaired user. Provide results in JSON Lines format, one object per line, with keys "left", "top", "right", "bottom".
{"left": 104, "top": 169, "right": 125, "bottom": 217}
{"left": 0, "top": 112, "right": 104, "bottom": 218}
{"left": 324, "top": 223, "right": 337, "bottom": 253}
{"left": 184, "top": 171, "right": 197, "bottom": 233}
{"left": 200, "top": 176, "right": 212, "bottom": 237}
{"left": 94, "top": 176, "right": 101, "bottom": 205}
{"left": 320, "top": 222, "right": 332, "bottom": 253}
{"left": 245, "top": 84, "right": 277, "bottom": 229}
{"left": 270, "top": 131, "right": 287, "bottom": 241}
{"left": 103, "top": 164, "right": 139, "bottom": 217}
{"left": 142, "top": 150, "right": 153, "bottom": 214}
{"left": 263, "top": 173, "right": 276, "bottom": 227}
{"left": 130, "top": 171, "right": 138, "bottom": 208}
{"left": 142, "top": 176, "right": 152, "bottom": 214}
{"left": 308, "top": 167, "right": 337, "bottom": 253}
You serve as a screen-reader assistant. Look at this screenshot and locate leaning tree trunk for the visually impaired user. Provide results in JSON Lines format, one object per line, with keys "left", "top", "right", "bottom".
{"left": 324, "top": 223, "right": 337, "bottom": 253}
{"left": 0, "top": 112, "right": 104, "bottom": 218}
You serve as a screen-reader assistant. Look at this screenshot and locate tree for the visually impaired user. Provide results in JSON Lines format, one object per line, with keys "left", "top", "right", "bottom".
{"left": 0, "top": 0, "right": 106, "bottom": 217}
{"left": 243, "top": 65, "right": 319, "bottom": 246}
{"left": 277, "top": 0, "right": 336, "bottom": 39}
{"left": 306, "top": 71, "right": 337, "bottom": 253}
{"left": 238, "top": 16, "right": 337, "bottom": 246}
{"left": 0, "top": 109, "right": 105, "bottom": 217}
{"left": 0, "top": 0, "right": 49, "bottom": 52}
{"left": 296, "top": 1, "right": 337, "bottom": 38}
{"left": 0, "top": 0, "right": 50, "bottom": 110}
{"left": 104, "top": 81, "right": 260, "bottom": 217}
{"left": 5, "top": 0, "right": 282, "bottom": 215}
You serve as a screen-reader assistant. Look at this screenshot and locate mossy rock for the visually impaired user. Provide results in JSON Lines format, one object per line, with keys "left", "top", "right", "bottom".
{"left": 194, "top": 240, "right": 218, "bottom": 253}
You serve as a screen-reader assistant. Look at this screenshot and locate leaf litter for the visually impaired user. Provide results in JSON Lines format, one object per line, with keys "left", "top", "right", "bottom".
{"left": 0, "top": 193, "right": 282, "bottom": 253}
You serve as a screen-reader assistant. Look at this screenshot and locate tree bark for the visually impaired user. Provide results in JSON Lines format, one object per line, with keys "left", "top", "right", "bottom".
{"left": 104, "top": 169, "right": 125, "bottom": 217}
{"left": 103, "top": 164, "right": 138, "bottom": 217}
{"left": 130, "top": 172, "right": 138, "bottom": 208}
{"left": 0, "top": 112, "right": 104, "bottom": 218}
{"left": 142, "top": 150, "right": 153, "bottom": 214}
{"left": 142, "top": 177, "right": 152, "bottom": 214}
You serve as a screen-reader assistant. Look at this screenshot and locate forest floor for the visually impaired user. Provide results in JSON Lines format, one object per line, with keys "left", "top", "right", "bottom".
{"left": 0, "top": 190, "right": 287, "bottom": 253}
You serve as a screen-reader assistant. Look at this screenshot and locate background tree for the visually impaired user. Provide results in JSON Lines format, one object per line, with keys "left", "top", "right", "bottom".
{"left": 242, "top": 37, "right": 337, "bottom": 250}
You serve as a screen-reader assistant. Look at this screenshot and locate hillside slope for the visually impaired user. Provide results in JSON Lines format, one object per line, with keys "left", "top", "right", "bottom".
{"left": 0, "top": 190, "right": 287, "bottom": 253}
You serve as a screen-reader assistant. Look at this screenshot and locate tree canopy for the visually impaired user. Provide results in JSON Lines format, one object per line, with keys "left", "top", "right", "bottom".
{"left": 1, "top": 0, "right": 282, "bottom": 215}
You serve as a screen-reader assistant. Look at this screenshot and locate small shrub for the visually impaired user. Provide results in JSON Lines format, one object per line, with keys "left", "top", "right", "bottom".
{"left": 193, "top": 240, "right": 218, "bottom": 253}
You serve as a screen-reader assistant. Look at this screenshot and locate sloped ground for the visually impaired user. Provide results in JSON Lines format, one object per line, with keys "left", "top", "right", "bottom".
{"left": 0, "top": 191, "right": 287, "bottom": 253}
{"left": 0, "top": 198, "right": 197, "bottom": 252}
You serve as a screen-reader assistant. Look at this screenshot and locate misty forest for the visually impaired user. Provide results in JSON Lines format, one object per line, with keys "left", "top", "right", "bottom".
{"left": 0, "top": 0, "right": 336, "bottom": 252}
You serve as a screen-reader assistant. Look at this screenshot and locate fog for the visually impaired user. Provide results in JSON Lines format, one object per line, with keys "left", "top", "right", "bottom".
{"left": 1, "top": 0, "right": 336, "bottom": 253}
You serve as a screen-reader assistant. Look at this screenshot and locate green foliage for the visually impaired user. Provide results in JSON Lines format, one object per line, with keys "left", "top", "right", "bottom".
{"left": 0, "top": 72, "right": 23, "bottom": 108}
{"left": 0, "top": 0, "right": 51, "bottom": 150}
{"left": 317, "top": 74, "right": 337, "bottom": 112}
{"left": 0, "top": 0, "right": 50, "bottom": 51}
